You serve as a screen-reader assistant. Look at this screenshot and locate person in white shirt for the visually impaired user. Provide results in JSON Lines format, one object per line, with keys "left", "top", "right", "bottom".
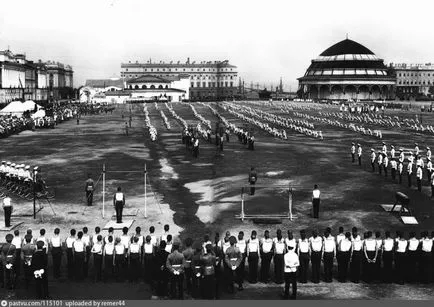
{"left": 407, "top": 161, "right": 413, "bottom": 187}
{"left": 407, "top": 232, "right": 419, "bottom": 283}
{"left": 390, "top": 158, "right": 398, "bottom": 181}
{"left": 370, "top": 149, "right": 376, "bottom": 172}
{"left": 247, "top": 230, "right": 260, "bottom": 283}
{"left": 419, "top": 231, "right": 433, "bottom": 284}
{"left": 260, "top": 230, "right": 273, "bottom": 283}
{"left": 143, "top": 235, "right": 155, "bottom": 284}
{"left": 350, "top": 227, "right": 362, "bottom": 283}
{"left": 82, "top": 227, "right": 91, "bottom": 278}
{"left": 395, "top": 231, "right": 407, "bottom": 284}
{"left": 382, "top": 231, "right": 394, "bottom": 283}
{"left": 312, "top": 185, "right": 320, "bottom": 219}
{"left": 120, "top": 227, "right": 130, "bottom": 254}
{"left": 73, "top": 231, "right": 86, "bottom": 281}
{"left": 363, "top": 231, "right": 377, "bottom": 283}
{"left": 65, "top": 229, "right": 76, "bottom": 280}
{"left": 273, "top": 229, "right": 286, "bottom": 284}
{"left": 103, "top": 235, "right": 115, "bottom": 281}
{"left": 91, "top": 234, "right": 103, "bottom": 282}
{"left": 161, "top": 224, "right": 170, "bottom": 245}
{"left": 285, "top": 231, "right": 296, "bottom": 251}
{"left": 374, "top": 231, "right": 383, "bottom": 281}
{"left": 416, "top": 165, "right": 423, "bottom": 192}
{"left": 236, "top": 231, "right": 247, "bottom": 284}
{"left": 149, "top": 226, "right": 158, "bottom": 248}
{"left": 377, "top": 151, "right": 383, "bottom": 175}
{"left": 50, "top": 228, "right": 62, "bottom": 279}
{"left": 297, "top": 230, "right": 310, "bottom": 283}
{"left": 114, "top": 237, "right": 127, "bottom": 282}
{"left": 283, "top": 245, "right": 299, "bottom": 300}
{"left": 426, "top": 157, "right": 433, "bottom": 184}
{"left": 322, "top": 228, "right": 336, "bottom": 283}
{"left": 351, "top": 142, "right": 356, "bottom": 163}
{"left": 398, "top": 162, "right": 404, "bottom": 184}
{"left": 357, "top": 143, "right": 362, "bottom": 166}
{"left": 309, "top": 230, "right": 322, "bottom": 283}
{"left": 113, "top": 186, "right": 125, "bottom": 223}
{"left": 337, "top": 232, "right": 352, "bottom": 282}
{"left": 128, "top": 236, "right": 142, "bottom": 282}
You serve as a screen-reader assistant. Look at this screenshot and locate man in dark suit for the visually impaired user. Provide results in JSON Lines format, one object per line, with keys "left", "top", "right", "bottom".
{"left": 32, "top": 241, "right": 49, "bottom": 299}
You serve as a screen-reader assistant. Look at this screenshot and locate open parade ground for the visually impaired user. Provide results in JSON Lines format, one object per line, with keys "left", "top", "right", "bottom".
{"left": 1, "top": 100, "right": 434, "bottom": 299}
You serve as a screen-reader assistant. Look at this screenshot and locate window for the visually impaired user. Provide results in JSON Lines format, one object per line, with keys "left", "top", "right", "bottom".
{"left": 158, "top": 85, "right": 163, "bottom": 89}
{"left": 225, "top": 82, "right": 228, "bottom": 87}
{"left": 191, "top": 82, "right": 194, "bottom": 88}
{"left": 142, "top": 85, "right": 147, "bottom": 89}
{"left": 151, "top": 69, "right": 153, "bottom": 72}
{"left": 134, "top": 85, "right": 139, "bottom": 89}
{"left": 162, "top": 69, "right": 165, "bottom": 71}
{"left": 197, "top": 82, "right": 200, "bottom": 87}
{"left": 165, "top": 85, "right": 168, "bottom": 88}
{"left": 145, "top": 69, "right": 147, "bottom": 72}
{"left": 230, "top": 82, "right": 233, "bottom": 87}
{"left": 150, "top": 85, "right": 155, "bottom": 89}
{"left": 126, "top": 69, "right": 128, "bottom": 72}
{"left": 157, "top": 69, "right": 159, "bottom": 71}
{"left": 203, "top": 82, "right": 206, "bottom": 87}
{"left": 129, "top": 85, "right": 132, "bottom": 89}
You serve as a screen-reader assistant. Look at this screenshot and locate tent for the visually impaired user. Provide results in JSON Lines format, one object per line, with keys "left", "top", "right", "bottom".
{"left": 31, "top": 109, "right": 46, "bottom": 119}
{"left": 22, "top": 100, "right": 42, "bottom": 112}
{"left": 0, "top": 101, "right": 26, "bottom": 116}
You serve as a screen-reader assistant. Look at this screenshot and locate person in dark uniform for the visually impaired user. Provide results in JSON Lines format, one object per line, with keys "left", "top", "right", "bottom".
{"left": 166, "top": 240, "right": 185, "bottom": 299}
{"left": 1, "top": 234, "right": 16, "bottom": 290}
{"left": 32, "top": 241, "right": 49, "bottom": 299}
{"left": 312, "top": 185, "right": 320, "bottom": 218}
{"left": 201, "top": 243, "right": 216, "bottom": 299}
{"left": 248, "top": 167, "right": 257, "bottom": 196}
{"left": 224, "top": 236, "right": 242, "bottom": 293}
{"left": 85, "top": 174, "right": 95, "bottom": 206}
{"left": 191, "top": 242, "right": 203, "bottom": 299}
{"left": 155, "top": 241, "right": 169, "bottom": 298}
{"left": 2, "top": 194, "right": 12, "bottom": 227}
{"left": 351, "top": 142, "right": 356, "bottom": 163}
{"left": 381, "top": 231, "right": 394, "bottom": 283}
{"left": 182, "top": 238, "right": 194, "bottom": 296}
{"left": 21, "top": 234, "right": 36, "bottom": 289}
{"left": 113, "top": 187, "right": 125, "bottom": 224}
{"left": 247, "top": 230, "right": 260, "bottom": 283}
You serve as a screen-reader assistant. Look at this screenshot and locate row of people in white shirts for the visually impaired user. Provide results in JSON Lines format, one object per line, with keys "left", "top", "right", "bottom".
{"left": 379, "top": 143, "right": 431, "bottom": 162}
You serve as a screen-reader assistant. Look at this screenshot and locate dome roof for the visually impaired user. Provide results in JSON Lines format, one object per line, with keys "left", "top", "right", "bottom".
{"left": 320, "top": 39, "right": 374, "bottom": 56}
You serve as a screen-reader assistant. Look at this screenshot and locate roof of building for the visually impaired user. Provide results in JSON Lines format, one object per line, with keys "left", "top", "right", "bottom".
{"left": 105, "top": 91, "right": 131, "bottom": 96}
{"left": 129, "top": 88, "right": 186, "bottom": 93}
{"left": 85, "top": 79, "right": 124, "bottom": 88}
{"left": 320, "top": 39, "right": 374, "bottom": 56}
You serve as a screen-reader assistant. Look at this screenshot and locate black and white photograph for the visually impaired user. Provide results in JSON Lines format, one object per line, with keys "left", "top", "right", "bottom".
{"left": 1, "top": 0, "right": 434, "bottom": 302}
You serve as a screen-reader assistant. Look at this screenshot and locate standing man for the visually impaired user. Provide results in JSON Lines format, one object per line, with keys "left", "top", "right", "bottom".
{"left": 113, "top": 187, "right": 125, "bottom": 224}
{"left": 297, "top": 230, "right": 310, "bottom": 284}
{"left": 1, "top": 234, "right": 16, "bottom": 290}
{"left": 357, "top": 143, "right": 362, "bottom": 166}
{"left": 224, "top": 236, "right": 242, "bottom": 293}
{"left": 273, "top": 229, "right": 286, "bottom": 284}
{"left": 416, "top": 165, "right": 423, "bottom": 192}
{"left": 426, "top": 158, "right": 433, "bottom": 184}
{"left": 32, "top": 241, "right": 49, "bottom": 299}
{"left": 322, "top": 228, "right": 336, "bottom": 283}
{"left": 248, "top": 167, "right": 257, "bottom": 196}
{"left": 247, "top": 230, "right": 260, "bottom": 284}
{"left": 370, "top": 149, "right": 376, "bottom": 172}
{"left": 260, "top": 230, "right": 273, "bottom": 283}
{"left": 431, "top": 172, "right": 434, "bottom": 198}
{"left": 312, "top": 184, "right": 320, "bottom": 219}
{"left": 383, "top": 153, "right": 389, "bottom": 177}
{"left": 2, "top": 193, "right": 12, "bottom": 227}
{"left": 398, "top": 161, "right": 404, "bottom": 184}
{"left": 85, "top": 174, "right": 95, "bottom": 206}
{"left": 309, "top": 230, "right": 322, "bottom": 284}
{"left": 283, "top": 245, "right": 299, "bottom": 300}
{"left": 351, "top": 142, "right": 356, "bottom": 163}
{"left": 166, "top": 241, "right": 185, "bottom": 299}
{"left": 390, "top": 145, "right": 395, "bottom": 159}
{"left": 407, "top": 160, "right": 414, "bottom": 188}
{"left": 390, "top": 158, "right": 397, "bottom": 181}
{"left": 21, "top": 234, "right": 36, "bottom": 289}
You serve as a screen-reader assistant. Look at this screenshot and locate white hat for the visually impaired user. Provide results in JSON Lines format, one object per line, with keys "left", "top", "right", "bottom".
{"left": 25, "top": 165, "right": 30, "bottom": 170}
{"left": 7, "top": 162, "right": 11, "bottom": 165}
{"left": 11, "top": 163, "right": 16, "bottom": 167}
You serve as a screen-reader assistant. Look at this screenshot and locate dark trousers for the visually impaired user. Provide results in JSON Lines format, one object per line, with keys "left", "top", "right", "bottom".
{"left": 399, "top": 173, "right": 403, "bottom": 184}
{"left": 93, "top": 254, "right": 102, "bottom": 281}
{"left": 14, "top": 249, "right": 21, "bottom": 279}
{"left": 84, "top": 246, "right": 91, "bottom": 278}
{"left": 129, "top": 253, "right": 140, "bottom": 282}
{"left": 170, "top": 273, "right": 184, "bottom": 299}
{"left": 86, "top": 191, "right": 93, "bottom": 206}
{"left": 384, "top": 165, "right": 388, "bottom": 177}
{"left": 74, "top": 252, "right": 85, "bottom": 281}
{"left": 104, "top": 255, "right": 114, "bottom": 281}
{"left": 408, "top": 174, "right": 412, "bottom": 187}
{"left": 248, "top": 252, "right": 259, "bottom": 283}
{"left": 51, "top": 247, "right": 62, "bottom": 279}
{"left": 34, "top": 273, "right": 49, "bottom": 299}
{"left": 432, "top": 184, "right": 434, "bottom": 198}
{"left": 391, "top": 169, "right": 396, "bottom": 180}
{"left": 337, "top": 251, "right": 350, "bottom": 282}
{"left": 274, "top": 254, "right": 284, "bottom": 283}
{"left": 358, "top": 156, "right": 361, "bottom": 166}
{"left": 284, "top": 272, "right": 297, "bottom": 299}
{"left": 378, "top": 164, "right": 382, "bottom": 175}
{"left": 395, "top": 252, "right": 406, "bottom": 284}
{"left": 312, "top": 199, "right": 320, "bottom": 218}
{"left": 298, "top": 253, "right": 309, "bottom": 283}
{"left": 66, "top": 248, "right": 74, "bottom": 280}
{"left": 371, "top": 162, "right": 375, "bottom": 172}
{"left": 224, "top": 265, "right": 235, "bottom": 293}
{"left": 115, "top": 202, "right": 123, "bottom": 223}
{"left": 3, "top": 265, "right": 15, "bottom": 289}
{"left": 421, "top": 252, "right": 432, "bottom": 283}
{"left": 114, "top": 255, "right": 125, "bottom": 281}
{"left": 23, "top": 261, "right": 32, "bottom": 289}
{"left": 417, "top": 178, "right": 422, "bottom": 192}
{"left": 323, "top": 252, "right": 334, "bottom": 282}
{"left": 250, "top": 183, "right": 256, "bottom": 195}
{"left": 382, "top": 251, "right": 393, "bottom": 283}
{"left": 143, "top": 253, "right": 154, "bottom": 285}
{"left": 185, "top": 267, "right": 193, "bottom": 294}
{"left": 260, "top": 253, "right": 272, "bottom": 282}
{"left": 235, "top": 256, "right": 245, "bottom": 286}
{"left": 191, "top": 270, "right": 201, "bottom": 298}
{"left": 4, "top": 206, "right": 12, "bottom": 227}
{"left": 202, "top": 275, "right": 216, "bottom": 299}
{"left": 364, "top": 251, "right": 376, "bottom": 283}
{"left": 350, "top": 251, "right": 361, "bottom": 283}
{"left": 352, "top": 153, "right": 355, "bottom": 163}
{"left": 311, "top": 251, "right": 321, "bottom": 283}
{"left": 407, "top": 250, "right": 418, "bottom": 282}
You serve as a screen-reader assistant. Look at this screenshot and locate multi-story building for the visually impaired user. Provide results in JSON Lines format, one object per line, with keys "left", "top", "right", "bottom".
{"left": 0, "top": 49, "right": 73, "bottom": 105}
{"left": 390, "top": 63, "right": 434, "bottom": 100}
{"left": 120, "top": 58, "right": 238, "bottom": 100}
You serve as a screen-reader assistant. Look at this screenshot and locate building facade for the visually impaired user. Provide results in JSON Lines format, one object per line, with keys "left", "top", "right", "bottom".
{"left": 0, "top": 49, "right": 73, "bottom": 105}
{"left": 390, "top": 63, "right": 434, "bottom": 100}
{"left": 120, "top": 58, "right": 238, "bottom": 100}
{"left": 298, "top": 39, "right": 396, "bottom": 100}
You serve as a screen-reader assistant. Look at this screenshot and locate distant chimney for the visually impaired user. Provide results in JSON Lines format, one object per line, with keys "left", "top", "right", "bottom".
{"left": 187, "top": 57, "right": 190, "bottom": 64}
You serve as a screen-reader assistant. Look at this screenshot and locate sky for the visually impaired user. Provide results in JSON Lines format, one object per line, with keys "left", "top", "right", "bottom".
{"left": 1, "top": 0, "right": 434, "bottom": 91}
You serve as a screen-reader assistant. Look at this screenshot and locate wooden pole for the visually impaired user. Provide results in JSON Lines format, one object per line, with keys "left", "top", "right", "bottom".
{"left": 289, "top": 187, "right": 293, "bottom": 221}
{"left": 241, "top": 187, "right": 245, "bottom": 221}
{"left": 102, "top": 164, "right": 106, "bottom": 218}
{"left": 144, "top": 163, "right": 147, "bottom": 218}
